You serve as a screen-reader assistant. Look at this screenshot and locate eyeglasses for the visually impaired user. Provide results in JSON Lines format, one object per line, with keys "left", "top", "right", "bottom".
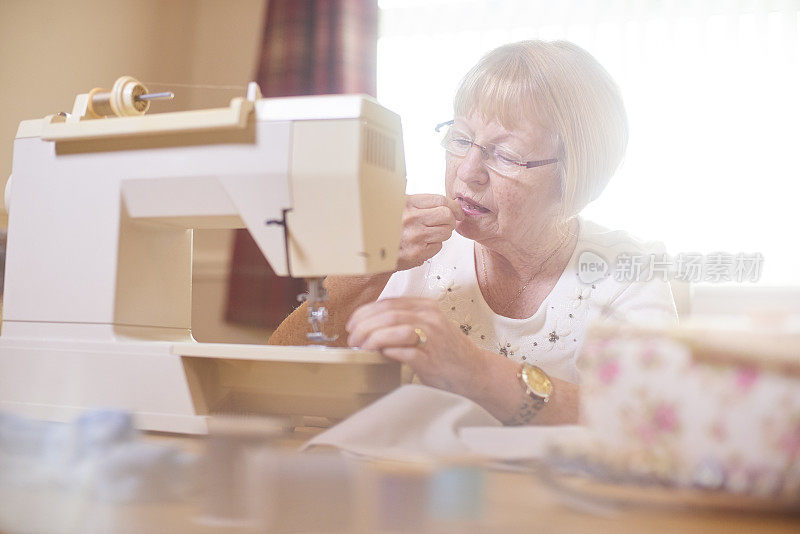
{"left": 435, "top": 120, "right": 559, "bottom": 177}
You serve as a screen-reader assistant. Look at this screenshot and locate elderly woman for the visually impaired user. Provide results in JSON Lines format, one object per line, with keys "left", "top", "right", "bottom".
{"left": 270, "top": 40, "right": 677, "bottom": 425}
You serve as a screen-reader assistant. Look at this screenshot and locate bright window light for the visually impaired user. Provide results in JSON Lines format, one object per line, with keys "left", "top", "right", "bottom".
{"left": 377, "top": 0, "right": 800, "bottom": 287}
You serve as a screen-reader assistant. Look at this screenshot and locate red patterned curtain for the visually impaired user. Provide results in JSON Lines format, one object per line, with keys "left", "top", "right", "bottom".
{"left": 226, "top": 0, "right": 378, "bottom": 328}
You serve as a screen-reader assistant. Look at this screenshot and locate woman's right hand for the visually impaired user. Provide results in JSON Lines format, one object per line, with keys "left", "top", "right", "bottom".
{"left": 396, "top": 194, "right": 464, "bottom": 271}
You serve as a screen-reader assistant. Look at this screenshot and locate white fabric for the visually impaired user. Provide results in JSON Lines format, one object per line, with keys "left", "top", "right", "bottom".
{"left": 378, "top": 217, "right": 678, "bottom": 383}
{"left": 304, "top": 385, "right": 501, "bottom": 458}
{"left": 458, "top": 425, "right": 589, "bottom": 461}
{"left": 304, "top": 384, "right": 590, "bottom": 461}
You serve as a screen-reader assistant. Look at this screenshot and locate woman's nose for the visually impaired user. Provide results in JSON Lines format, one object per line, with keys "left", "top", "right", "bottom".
{"left": 455, "top": 145, "right": 490, "bottom": 186}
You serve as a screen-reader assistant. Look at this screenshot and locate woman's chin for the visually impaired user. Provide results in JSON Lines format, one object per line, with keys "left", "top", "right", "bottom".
{"left": 455, "top": 220, "right": 482, "bottom": 241}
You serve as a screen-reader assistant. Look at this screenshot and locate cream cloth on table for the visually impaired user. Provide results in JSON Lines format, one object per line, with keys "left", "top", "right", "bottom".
{"left": 304, "top": 385, "right": 500, "bottom": 458}
{"left": 303, "top": 385, "right": 588, "bottom": 461}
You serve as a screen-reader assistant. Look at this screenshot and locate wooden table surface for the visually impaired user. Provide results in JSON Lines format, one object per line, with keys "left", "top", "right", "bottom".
{"left": 2, "top": 428, "right": 798, "bottom": 534}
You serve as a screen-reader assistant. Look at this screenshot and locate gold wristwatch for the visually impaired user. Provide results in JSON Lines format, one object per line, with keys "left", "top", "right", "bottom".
{"left": 511, "top": 364, "right": 553, "bottom": 425}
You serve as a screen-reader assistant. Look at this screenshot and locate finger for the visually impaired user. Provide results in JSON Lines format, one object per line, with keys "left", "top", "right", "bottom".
{"left": 347, "top": 309, "right": 422, "bottom": 348}
{"left": 445, "top": 197, "right": 465, "bottom": 221}
{"left": 381, "top": 347, "right": 420, "bottom": 363}
{"left": 347, "top": 298, "right": 431, "bottom": 333}
{"left": 423, "top": 225, "right": 454, "bottom": 245}
{"left": 406, "top": 195, "right": 464, "bottom": 222}
{"left": 359, "top": 325, "right": 422, "bottom": 351}
{"left": 412, "top": 205, "right": 457, "bottom": 228}
{"left": 406, "top": 194, "right": 450, "bottom": 210}
{"left": 347, "top": 297, "right": 436, "bottom": 332}
{"left": 423, "top": 241, "right": 443, "bottom": 258}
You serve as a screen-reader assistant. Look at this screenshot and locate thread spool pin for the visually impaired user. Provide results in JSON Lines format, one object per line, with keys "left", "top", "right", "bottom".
{"left": 135, "top": 91, "right": 174, "bottom": 102}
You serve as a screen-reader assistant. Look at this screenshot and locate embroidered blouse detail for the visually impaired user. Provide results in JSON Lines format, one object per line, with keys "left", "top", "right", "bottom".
{"left": 544, "top": 319, "right": 573, "bottom": 352}
{"left": 571, "top": 286, "right": 592, "bottom": 309}
{"left": 379, "top": 218, "right": 679, "bottom": 383}
{"left": 497, "top": 340, "right": 519, "bottom": 358}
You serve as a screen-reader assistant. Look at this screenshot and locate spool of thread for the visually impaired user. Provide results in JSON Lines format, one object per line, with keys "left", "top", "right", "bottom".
{"left": 371, "top": 461, "right": 431, "bottom": 532}
{"left": 429, "top": 463, "right": 485, "bottom": 522}
{"left": 86, "top": 76, "right": 172, "bottom": 118}
{"left": 264, "top": 450, "right": 356, "bottom": 533}
{"left": 198, "top": 416, "right": 290, "bottom": 527}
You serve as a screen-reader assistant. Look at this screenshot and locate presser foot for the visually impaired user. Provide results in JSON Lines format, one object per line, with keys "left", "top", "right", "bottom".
{"left": 298, "top": 277, "right": 338, "bottom": 344}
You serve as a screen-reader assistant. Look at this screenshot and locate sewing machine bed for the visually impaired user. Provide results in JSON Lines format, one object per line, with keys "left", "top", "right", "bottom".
{"left": 173, "top": 342, "right": 389, "bottom": 363}
{"left": 173, "top": 342, "right": 401, "bottom": 426}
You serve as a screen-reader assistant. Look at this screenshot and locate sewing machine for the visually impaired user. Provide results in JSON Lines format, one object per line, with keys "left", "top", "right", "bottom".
{"left": 0, "top": 77, "right": 406, "bottom": 433}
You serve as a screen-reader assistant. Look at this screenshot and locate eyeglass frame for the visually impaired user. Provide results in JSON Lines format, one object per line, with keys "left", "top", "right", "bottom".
{"left": 435, "top": 120, "right": 559, "bottom": 173}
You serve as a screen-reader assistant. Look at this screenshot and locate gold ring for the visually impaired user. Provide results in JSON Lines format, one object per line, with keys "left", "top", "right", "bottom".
{"left": 413, "top": 328, "right": 427, "bottom": 346}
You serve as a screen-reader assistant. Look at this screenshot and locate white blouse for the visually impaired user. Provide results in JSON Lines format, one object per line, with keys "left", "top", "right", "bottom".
{"left": 377, "top": 217, "right": 678, "bottom": 383}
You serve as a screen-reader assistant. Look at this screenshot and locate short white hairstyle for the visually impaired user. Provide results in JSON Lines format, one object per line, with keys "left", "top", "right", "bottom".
{"left": 454, "top": 40, "right": 628, "bottom": 221}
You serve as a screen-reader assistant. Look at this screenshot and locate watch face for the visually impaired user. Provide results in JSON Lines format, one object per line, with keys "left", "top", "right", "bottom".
{"left": 522, "top": 365, "right": 553, "bottom": 398}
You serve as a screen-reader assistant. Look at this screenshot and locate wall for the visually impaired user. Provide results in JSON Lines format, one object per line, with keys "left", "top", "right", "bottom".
{"left": 0, "top": 0, "right": 272, "bottom": 342}
{"left": 0, "top": 0, "right": 267, "bottom": 202}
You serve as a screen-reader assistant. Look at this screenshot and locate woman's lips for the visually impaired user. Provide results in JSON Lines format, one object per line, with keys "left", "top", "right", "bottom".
{"left": 456, "top": 196, "right": 491, "bottom": 217}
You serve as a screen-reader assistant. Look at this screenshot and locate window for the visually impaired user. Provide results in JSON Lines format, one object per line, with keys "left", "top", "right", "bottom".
{"left": 378, "top": 0, "right": 800, "bottom": 286}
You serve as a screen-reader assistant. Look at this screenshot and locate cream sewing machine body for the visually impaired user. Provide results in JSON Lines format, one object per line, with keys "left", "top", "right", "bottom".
{"left": 0, "top": 77, "right": 406, "bottom": 433}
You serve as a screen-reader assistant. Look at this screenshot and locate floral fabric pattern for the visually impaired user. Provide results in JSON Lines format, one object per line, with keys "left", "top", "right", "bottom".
{"left": 578, "top": 330, "right": 800, "bottom": 498}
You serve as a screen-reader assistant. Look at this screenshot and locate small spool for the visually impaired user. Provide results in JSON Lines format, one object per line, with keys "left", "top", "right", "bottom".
{"left": 87, "top": 76, "right": 150, "bottom": 118}
{"left": 428, "top": 463, "right": 485, "bottom": 522}
{"left": 371, "top": 461, "right": 431, "bottom": 532}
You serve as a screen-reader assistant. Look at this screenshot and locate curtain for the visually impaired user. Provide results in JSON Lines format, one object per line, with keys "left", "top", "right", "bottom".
{"left": 226, "top": 0, "right": 378, "bottom": 328}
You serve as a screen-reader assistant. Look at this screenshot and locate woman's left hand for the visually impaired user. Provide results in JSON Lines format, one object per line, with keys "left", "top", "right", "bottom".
{"left": 345, "top": 297, "right": 486, "bottom": 396}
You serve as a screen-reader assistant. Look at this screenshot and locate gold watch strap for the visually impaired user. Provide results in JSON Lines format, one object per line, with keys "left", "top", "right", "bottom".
{"left": 509, "top": 393, "right": 546, "bottom": 426}
{"left": 509, "top": 364, "right": 549, "bottom": 425}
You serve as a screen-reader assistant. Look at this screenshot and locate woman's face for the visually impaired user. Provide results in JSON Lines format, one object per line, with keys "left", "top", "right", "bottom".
{"left": 444, "top": 113, "right": 563, "bottom": 248}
